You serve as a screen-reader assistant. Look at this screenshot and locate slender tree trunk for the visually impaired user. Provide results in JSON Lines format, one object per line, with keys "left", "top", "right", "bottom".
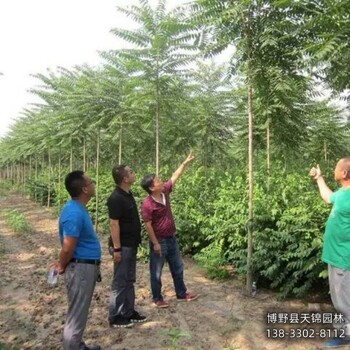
{"left": 83, "top": 136, "right": 86, "bottom": 172}
{"left": 22, "top": 160, "right": 25, "bottom": 191}
{"left": 35, "top": 158, "right": 38, "bottom": 202}
{"left": 16, "top": 163, "right": 20, "bottom": 185}
{"left": 16, "top": 163, "right": 19, "bottom": 184}
{"left": 41, "top": 154, "right": 45, "bottom": 205}
{"left": 266, "top": 117, "right": 271, "bottom": 189}
{"left": 58, "top": 149, "right": 62, "bottom": 211}
{"left": 246, "top": 82, "right": 254, "bottom": 295}
{"left": 156, "top": 97, "right": 160, "bottom": 176}
{"left": 119, "top": 115, "right": 123, "bottom": 164}
{"left": 70, "top": 138, "right": 73, "bottom": 172}
{"left": 95, "top": 130, "right": 100, "bottom": 232}
{"left": 245, "top": 10, "right": 254, "bottom": 295}
{"left": 155, "top": 65, "right": 160, "bottom": 176}
{"left": 204, "top": 118, "right": 209, "bottom": 175}
{"left": 204, "top": 141, "right": 208, "bottom": 177}
{"left": 29, "top": 156, "right": 32, "bottom": 182}
{"left": 11, "top": 163, "right": 14, "bottom": 182}
{"left": 47, "top": 148, "right": 51, "bottom": 208}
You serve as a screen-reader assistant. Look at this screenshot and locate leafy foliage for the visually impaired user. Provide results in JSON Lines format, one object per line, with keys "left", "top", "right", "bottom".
{"left": 172, "top": 167, "right": 332, "bottom": 298}
{"left": 297, "top": 0, "right": 350, "bottom": 92}
{"left": 3, "top": 209, "right": 34, "bottom": 234}
{"left": 1, "top": 0, "right": 350, "bottom": 300}
{"left": 195, "top": 242, "right": 230, "bottom": 279}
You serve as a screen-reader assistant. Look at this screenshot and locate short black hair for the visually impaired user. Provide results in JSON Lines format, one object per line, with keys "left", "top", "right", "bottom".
{"left": 65, "top": 170, "right": 85, "bottom": 198}
{"left": 112, "top": 164, "right": 128, "bottom": 185}
{"left": 141, "top": 174, "right": 156, "bottom": 194}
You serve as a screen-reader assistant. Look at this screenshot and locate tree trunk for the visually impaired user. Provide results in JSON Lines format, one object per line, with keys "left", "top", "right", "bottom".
{"left": 245, "top": 9, "right": 254, "bottom": 296}
{"left": 35, "top": 158, "right": 38, "bottom": 202}
{"left": 83, "top": 136, "right": 86, "bottom": 172}
{"left": 22, "top": 160, "right": 25, "bottom": 190}
{"left": 11, "top": 163, "right": 14, "bottom": 182}
{"left": 70, "top": 138, "right": 73, "bottom": 172}
{"left": 119, "top": 115, "right": 123, "bottom": 164}
{"left": 58, "top": 150, "right": 62, "bottom": 211}
{"left": 16, "top": 163, "right": 20, "bottom": 185}
{"left": 266, "top": 117, "right": 271, "bottom": 188}
{"left": 156, "top": 97, "right": 160, "bottom": 176}
{"left": 95, "top": 130, "right": 100, "bottom": 233}
{"left": 246, "top": 82, "right": 254, "bottom": 295}
{"left": 47, "top": 148, "right": 51, "bottom": 208}
{"left": 29, "top": 156, "right": 32, "bottom": 182}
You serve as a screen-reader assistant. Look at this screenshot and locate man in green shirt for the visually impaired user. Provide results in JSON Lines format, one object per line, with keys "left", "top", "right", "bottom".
{"left": 310, "top": 158, "right": 350, "bottom": 348}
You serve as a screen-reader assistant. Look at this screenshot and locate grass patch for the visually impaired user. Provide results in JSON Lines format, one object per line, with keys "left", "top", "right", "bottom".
{"left": 221, "top": 315, "right": 244, "bottom": 336}
{"left": 166, "top": 328, "right": 191, "bottom": 350}
{"left": 0, "top": 180, "right": 15, "bottom": 197}
{"left": 0, "top": 343, "right": 21, "bottom": 350}
{"left": 0, "top": 239, "right": 5, "bottom": 257}
{"left": 3, "top": 209, "right": 34, "bottom": 234}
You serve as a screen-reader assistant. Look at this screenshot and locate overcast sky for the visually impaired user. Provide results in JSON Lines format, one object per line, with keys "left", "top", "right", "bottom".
{"left": 0, "top": 0, "right": 187, "bottom": 138}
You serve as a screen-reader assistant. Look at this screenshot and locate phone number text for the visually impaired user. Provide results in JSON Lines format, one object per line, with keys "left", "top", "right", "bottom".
{"left": 266, "top": 328, "right": 345, "bottom": 339}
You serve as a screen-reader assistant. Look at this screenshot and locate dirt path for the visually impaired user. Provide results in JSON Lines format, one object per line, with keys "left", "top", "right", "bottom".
{"left": 0, "top": 193, "right": 338, "bottom": 350}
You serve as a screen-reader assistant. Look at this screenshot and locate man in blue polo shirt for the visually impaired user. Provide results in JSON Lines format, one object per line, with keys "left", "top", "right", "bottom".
{"left": 57, "top": 170, "right": 101, "bottom": 350}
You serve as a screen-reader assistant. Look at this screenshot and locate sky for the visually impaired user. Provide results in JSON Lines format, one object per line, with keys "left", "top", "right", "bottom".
{"left": 0, "top": 0, "right": 187, "bottom": 138}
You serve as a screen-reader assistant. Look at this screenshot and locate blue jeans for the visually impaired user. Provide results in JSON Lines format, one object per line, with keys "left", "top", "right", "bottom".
{"left": 150, "top": 236, "right": 187, "bottom": 301}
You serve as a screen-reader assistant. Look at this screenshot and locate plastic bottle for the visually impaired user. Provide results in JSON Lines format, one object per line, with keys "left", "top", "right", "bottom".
{"left": 251, "top": 281, "right": 257, "bottom": 297}
{"left": 47, "top": 267, "right": 58, "bottom": 286}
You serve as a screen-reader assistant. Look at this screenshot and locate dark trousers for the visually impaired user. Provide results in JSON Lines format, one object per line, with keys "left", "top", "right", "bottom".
{"left": 150, "top": 236, "right": 187, "bottom": 301}
{"left": 109, "top": 246, "right": 137, "bottom": 320}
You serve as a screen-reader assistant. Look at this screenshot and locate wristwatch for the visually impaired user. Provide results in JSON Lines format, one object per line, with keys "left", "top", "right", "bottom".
{"left": 113, "top": 247, "right": 122, "bottom": 252}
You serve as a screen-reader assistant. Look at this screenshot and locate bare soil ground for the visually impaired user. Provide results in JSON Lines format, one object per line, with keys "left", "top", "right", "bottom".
{"left": 0, "top": 193, "right": 341, "bottom": 350}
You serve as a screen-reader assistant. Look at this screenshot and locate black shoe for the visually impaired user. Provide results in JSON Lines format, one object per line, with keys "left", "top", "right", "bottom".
{"left": 129, "top": 310, "right": 147, "bottom": 323}
{"left": 109, "top": 316, "right": 134, "bottom": 328}
{"left": 83, "top": 345, "right": 101, "bottom": 350}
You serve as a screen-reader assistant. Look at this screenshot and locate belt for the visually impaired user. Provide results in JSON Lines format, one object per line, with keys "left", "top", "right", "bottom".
{"left": 70, "top": 258, "right": 101, "bottom": 265}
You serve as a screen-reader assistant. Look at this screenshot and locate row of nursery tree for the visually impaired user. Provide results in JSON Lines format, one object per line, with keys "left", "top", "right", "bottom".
{"left": 1, "top": 0, "right": 350, "bottom": 298}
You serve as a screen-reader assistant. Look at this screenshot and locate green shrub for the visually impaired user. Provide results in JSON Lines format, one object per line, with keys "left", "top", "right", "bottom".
{"left": 26, "top": 176, "right": 56, "bottom": 207}
{"left": 172, "top": 167, "right": 219, "bottom": 254}
{"left": 20, "top": 163, "right": 333, "bottom": 299}
{"left": 172, "top": 167, "right": 331, "bottom": 298}
{"left": 3, "top": 209, "right": 34, "bottom": 234}
{"left": 0, "top": 180, "right": 14, "bottom": 197}
{"left": 0, "top": 342, "right": 21, "bottom": 350}
{"left": 195, "top": 241, "right": 230, "bottom": 279}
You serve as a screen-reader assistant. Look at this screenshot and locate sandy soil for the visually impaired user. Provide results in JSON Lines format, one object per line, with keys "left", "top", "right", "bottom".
{"left": 0, "top": 193, "right": 340, "bottom": 350}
